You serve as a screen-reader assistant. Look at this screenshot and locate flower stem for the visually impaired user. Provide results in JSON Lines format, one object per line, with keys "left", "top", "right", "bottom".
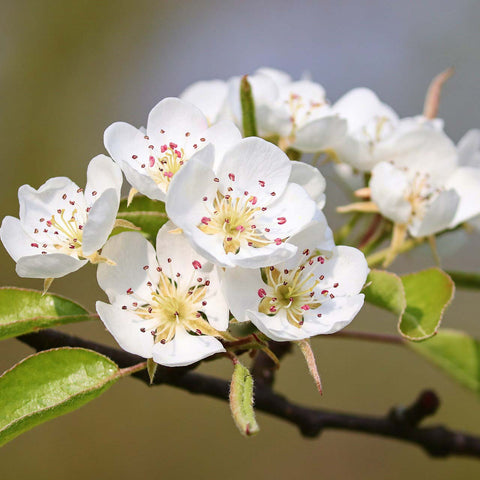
{"left": 118, "top": 361, "right": 148, "bottom": 378}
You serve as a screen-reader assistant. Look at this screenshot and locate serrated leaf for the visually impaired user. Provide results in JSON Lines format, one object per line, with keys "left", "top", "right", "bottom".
{"left": 0, "top": 348, "right": 120, "bottom": 446}
{"left": 364, "top": 269, "right": 406, "bottom": 316}
{"left": 400, "top": 268, "right": 454, "bottom": 341}
{"left": 409, "top": 329, "right": 480, "bottom": 395}
{"left": 0, "top": 287, "right": 92, "bottom": 341}
{"left": 115, "top": 195, "right": 168, "bottom": 241}
{"left": 229, "top": 361, "right": 259, "bottom": 436}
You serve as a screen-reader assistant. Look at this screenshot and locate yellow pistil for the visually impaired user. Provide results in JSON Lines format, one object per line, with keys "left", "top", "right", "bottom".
{"left": 198, "top": 192, "right": 273, "bottom": 254}
{"left": 132, "top": 272, "right": 222, "bottom": 345}
{"left": 145, "top": 145, "right": 186, "bottom": 192}
{"left": 259, "top": 255, "right": 327, "bottom": 328}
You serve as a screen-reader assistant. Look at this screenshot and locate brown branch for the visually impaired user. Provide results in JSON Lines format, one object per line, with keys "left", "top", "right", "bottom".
{"left": 17, "top": 329, "right": 480, "bottom": 459}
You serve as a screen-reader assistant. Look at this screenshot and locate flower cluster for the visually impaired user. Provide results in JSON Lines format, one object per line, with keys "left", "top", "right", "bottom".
{"left": 10, "top": 65, "right": 478, "bottom": 368}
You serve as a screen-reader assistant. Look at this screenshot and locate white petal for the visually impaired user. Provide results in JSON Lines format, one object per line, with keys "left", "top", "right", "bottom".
{"left": 97, "top": 232, "right": 160, "bottom": 305}
{"left": 155, "top": 221, "right": 209, "bottom": 287}
{"left": 180, "top": 80, "right": 229, "bottom": 124}
{"left": 314, "top": 246, "right": 369, "bottom": 296}
{"left": 375, "top": 124, "right": 457, "bottom": 185}
{"left": 305, "top": 294, "right": 365, "bottom": 335}
{"left": 446, "top": 167, "right": 480, "bottom": 226}
{"left": 0, "top": 216, "right": 37, "bottom": 261}
{"left": 289, "top": 163, "right": 326, "bottom": 208}
{"left": 147, "top": 97, "right": 208, "bottom": 145}
{"left": 216, "top": 137, "right": 291, "bottom": 205}
{"left": 257, "top": 183, "right": 316, "bottom": 239}
{"left": 370, "top": 162, "right": 412, "bottom": 224}
{"left": 16, "top": 254, "right": 87, "bottom": 278}
{"left": 182, "top": 228, "right": 236, "bottom": 268}
{"left": 293, "top": 116, "right": 347, "bottom": 153}
{"left": 85, "top": 154, "right": 122, "bottom": 207}
{"left": 121, "top": 160, "right": 165, "bottom": 201}
{"left": 203, "top": 120, "right": 242, "bottom": 169}
{"left": 255, "top": 67, "right": 292, "bottom": 87}
{"left": 152, "top": 326, "right": 225, "bottom": 367}
{"left": 82, "top": 189, "right": 120, "bottom": 256}
{"left": 231, "top": 242, "right": 297, "bottom": 268}
{"left": 333, "top": 136, "right": 374, "bottom": 171}
{"left": 96, "top": 301, "right": 154, "bottom": 358}
{"left": 221, "top": 266, "right": 265, "bottom": 322}
{"left": 166, "top": 144, "right": 217, "bottom": 228}
{"left": 104, "top": 121, "right": 146, "bottom": 169}
{"left": 201, "top": 266, "right": 230, "bottom": 331}
{"left": 282, "top": 214, "right": 334, "bottom": 271}
{"left": 18, "top": 177, "right": 84, "bottom": 227}
{"left": 409, "top": 189, "right": 459, "bottom": 237}
{"left": 247, "top": 310, "right": 311, "bottom": 342}
{"left": 333, "top": 88, "right": 398, "bottom": 133}
{"left": 457, "top": 129, "right": 480, "bottom": 168}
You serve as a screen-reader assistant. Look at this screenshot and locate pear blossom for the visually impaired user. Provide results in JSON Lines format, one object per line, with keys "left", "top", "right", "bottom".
{"left": 166, "top": 137, "right": 317, "bottom": 268}
{"left": 104, "top": 97, "right": 241, "bottom": 201}
{"left": 180, "top": 80, "right": 231, "bottom": 125}
{"left": 228, "top": 67, "right": 347, "bottom": 153}
{"left": 0, "top": 155, "right": 122, "bottom": 279}
{"left": 222, "top": 218, "right": 368, "bottom": 341}
{"left": 330, "top": 88, "right": 400, "bottom": 171}
{"left": 370, "top": 124, "right": 460, "bottom": 237}
{"left": 96, "top": 223, "right": 229, "bottom": 367}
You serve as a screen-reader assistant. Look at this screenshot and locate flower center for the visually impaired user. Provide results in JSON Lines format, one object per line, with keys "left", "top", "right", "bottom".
{"left": 361, "top": 116, "right": 395, "bottom": 145}
{"left": 197, "top": 192, "right": 273, "bottom": 254}
{"left": 258, "top": 253, "right": 333, "bottom": 327}
{"left": 48, "top": 208, "right": 85, "bottom": 254}
{"left": 405, "top": 171, "right": 438, "bottom": 219}
{"left": 143, "top": 143, "right": 185, "bottom": 192}
{"left": 128, "top": 269, "right": 212, "bottom": 345}
{"left": 285, "top": 93, "right": 325, "bottom": 136}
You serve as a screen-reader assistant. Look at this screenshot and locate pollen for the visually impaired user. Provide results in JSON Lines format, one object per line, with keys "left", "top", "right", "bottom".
{"left": 197, "top": 191, "right": 278, "bottom": 254}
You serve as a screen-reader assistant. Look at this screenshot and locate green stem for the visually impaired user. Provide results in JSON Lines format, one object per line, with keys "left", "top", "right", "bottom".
{"left": 118, "top": 361, "right": 147, "bottom": 378}
{"left": 446, "top": 271, "right": 480, "bottom": 290}
{"left": 240, "top": 75, "right": 258, "bottom": 137}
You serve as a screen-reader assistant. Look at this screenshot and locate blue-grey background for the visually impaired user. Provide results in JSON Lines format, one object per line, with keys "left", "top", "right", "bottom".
{"left": 1, "top": 1, "right": 479, "bottom": 478}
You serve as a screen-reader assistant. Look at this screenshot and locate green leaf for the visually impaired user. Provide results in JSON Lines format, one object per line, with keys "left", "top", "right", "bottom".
{"left": 229, "top": 361, "right": 259, "bottom": 436}
{"left": 116, "top": 195, "right": 168, "bottom": 241}
{"left": 0, "top": 287, "right": 92, "bottom": 341}
{"left": 0, "top": 348, "right": 120, "bottom": 446}
{"left": 446, "top": 270, "right": 480, "bottom": 290}
{"left": 400, "top": 268, "right": 454, "bottom": 341}
{"left": 409, "top": 329, "right": 480, "bottom": 395}
{"left": 240, "top": 75, "right": 258, "bottom": 137}
{"left": 364, "top": 269, "right": 406, "bottom": 316}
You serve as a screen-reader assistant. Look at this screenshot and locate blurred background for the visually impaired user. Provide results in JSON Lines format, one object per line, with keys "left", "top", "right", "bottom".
{"left": 1, "top": 0, "right": 480, "bottom": 478}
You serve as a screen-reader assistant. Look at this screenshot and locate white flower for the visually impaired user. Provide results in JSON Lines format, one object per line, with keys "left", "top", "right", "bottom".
{"left": 228, "top": 67, "right": 347, "bottom": 153}
{"left": 96, "top": 223, "right": 229, "bottom": 367}
{"left": 104, "top": 97, "right": 241, "bottom": 201}
{"left": 180, "top": 80, "right": 231, "bottom": 125}
{"left": 0, "top": 155, "right": 122, "bottom": 279}
{"left": 445, "top": 129, "right": 480, "bottom": 228}
{"left": 221, "top": 218, "right": 368, "bottom": 341}
{"left": 166, "top": 137, "right": 318, "bottom": 268}
{"left": 370, "top": 125, "right": 460, "bottom": 237}
{"left": 331, "top": 88, "right": 399, "bottom": 171}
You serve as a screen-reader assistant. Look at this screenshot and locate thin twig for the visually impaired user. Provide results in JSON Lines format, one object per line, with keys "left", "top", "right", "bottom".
{"left": 16, "top": 329, "right": 480, "bottom": 459}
